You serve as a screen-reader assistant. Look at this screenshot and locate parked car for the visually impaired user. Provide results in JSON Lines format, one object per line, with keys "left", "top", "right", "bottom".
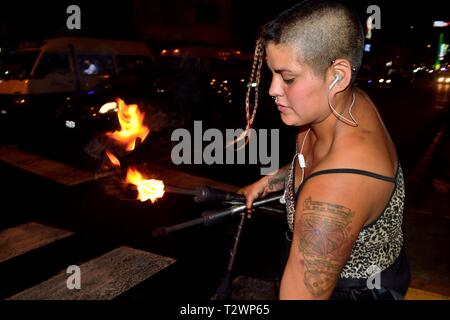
{"left": 0, "top": 37, "right": 155, "bottom": 122}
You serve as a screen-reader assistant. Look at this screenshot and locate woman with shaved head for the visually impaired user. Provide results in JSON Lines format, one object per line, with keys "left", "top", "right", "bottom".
{"left": 239, "top": 0, "right": 410, "bottom": 300}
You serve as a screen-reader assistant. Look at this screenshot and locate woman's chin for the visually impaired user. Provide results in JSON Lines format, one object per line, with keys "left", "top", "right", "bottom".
{"left": 280, "top": 113, "right": 298, "bottom": 126}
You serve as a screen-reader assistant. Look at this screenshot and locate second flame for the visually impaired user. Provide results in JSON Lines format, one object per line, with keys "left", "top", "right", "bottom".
{"left": 126, "top": 167, "right": 165, "bottom": 203}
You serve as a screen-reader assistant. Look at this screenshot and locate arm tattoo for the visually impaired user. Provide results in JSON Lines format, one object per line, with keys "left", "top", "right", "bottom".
{"left": 295, "top": 197, "right": 354, "bottom": 297}
{"left": 267, "top": 171, "right": 287, "bottom": 192}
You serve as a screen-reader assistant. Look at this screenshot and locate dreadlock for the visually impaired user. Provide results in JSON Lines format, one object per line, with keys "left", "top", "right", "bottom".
{"left": 228, "top": 38, "right": 264, "bottom": 148}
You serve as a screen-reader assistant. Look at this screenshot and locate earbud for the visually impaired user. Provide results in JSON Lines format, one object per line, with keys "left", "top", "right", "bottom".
{"left": 328, "top": 73, "right": 343, "bottom": 90}
{"left": 298, "top": 154, "right": 306, "bottom": 168}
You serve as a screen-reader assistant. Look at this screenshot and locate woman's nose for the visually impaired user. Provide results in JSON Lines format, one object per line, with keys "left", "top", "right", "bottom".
{"left": 268, "top": 78, "right": 282, "bottom": 98}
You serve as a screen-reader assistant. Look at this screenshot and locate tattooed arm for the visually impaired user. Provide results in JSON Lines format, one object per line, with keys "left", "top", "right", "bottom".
{"left": 279, "top": 173, "right": 372, "bottom": 299}
{"left": 266, "top": 164, "right": 290, "bottom": 192}
{"left": 238, "top": 163, "right": 290, "bottom": 210}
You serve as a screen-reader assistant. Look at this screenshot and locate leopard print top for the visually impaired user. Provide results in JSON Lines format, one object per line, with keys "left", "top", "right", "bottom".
{"left": 284, "top": 155, "right": 405, "bottom": 279}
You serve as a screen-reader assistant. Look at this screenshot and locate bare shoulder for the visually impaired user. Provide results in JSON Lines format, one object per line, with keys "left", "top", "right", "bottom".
{"left": 316, "top": 115, "right": 398, "bottom": 178}
{"left": 303, "top": 118, "right": 398, "bottom": 226}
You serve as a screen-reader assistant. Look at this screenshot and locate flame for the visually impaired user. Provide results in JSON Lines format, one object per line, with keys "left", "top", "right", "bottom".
{"left": 100, "top": 99, "right": 163, "bottom": 203}
{"left": 106, "top": 98, "right": 150, "bottom": 151}
{"left": 105, "top": 150, "right": 121, "bottom": 167}
{"left": 126, "top": 167, "right": 165, "bottom": 203}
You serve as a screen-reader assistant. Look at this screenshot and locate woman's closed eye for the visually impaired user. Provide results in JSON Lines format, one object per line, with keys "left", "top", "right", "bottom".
{"left": 283, "top": 78, "right": 295, "bottom": 85}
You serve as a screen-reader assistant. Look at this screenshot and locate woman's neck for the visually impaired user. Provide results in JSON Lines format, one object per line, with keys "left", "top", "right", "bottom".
{"left": 310, "top": 89, "right": 356, "bottom": 153}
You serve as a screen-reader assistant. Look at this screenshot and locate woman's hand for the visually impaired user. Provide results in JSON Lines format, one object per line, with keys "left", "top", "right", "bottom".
{"left": 238, "top": 177, "right": 270, "bottom": 213}
{"left": 238, "top": 166, "right": 288, "bottom": 215}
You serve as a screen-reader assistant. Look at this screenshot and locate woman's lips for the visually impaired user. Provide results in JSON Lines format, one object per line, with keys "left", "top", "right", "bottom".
{"left": 277, "top": 104, "right": 289, "bottom": 113}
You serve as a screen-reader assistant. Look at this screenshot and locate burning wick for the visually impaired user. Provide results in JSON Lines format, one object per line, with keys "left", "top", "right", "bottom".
{"left": 105, "top": 150, "right": 121, "bottom": 167}
{"left": 126, "top": 167, "right": 165, "bottom": 203}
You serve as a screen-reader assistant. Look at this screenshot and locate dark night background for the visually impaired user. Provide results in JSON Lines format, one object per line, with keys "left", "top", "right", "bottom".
{"left": 1, "top": 1, "right": 448, "bottom": 53}
{"left": 1, "top": 0, "right": 449, "bottom": 92}
{"left": 0, "top": 0, "right": 449, "bottom": 303}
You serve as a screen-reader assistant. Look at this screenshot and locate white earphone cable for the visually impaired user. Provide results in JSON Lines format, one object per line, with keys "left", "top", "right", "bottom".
{"left": 298, "top": 128, "right": 310, "bottom": 187}
{"left": 280, "top": 128, "right": 311, "bottom": 204}
{"left": 327, "top": 92, "right": 358, "bottom": 127}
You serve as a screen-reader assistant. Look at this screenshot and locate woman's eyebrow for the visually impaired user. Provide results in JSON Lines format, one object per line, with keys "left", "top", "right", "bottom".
{"left": 274, "top": 68, "right": 293, "bottom": 73}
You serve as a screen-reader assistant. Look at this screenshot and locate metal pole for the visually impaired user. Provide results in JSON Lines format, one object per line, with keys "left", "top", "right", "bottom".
{"left": 216, "top": 211, "right": 247, "bottom": 300}
{"left": 165, "top": 185, "right": 200, "bottom": 196}
{"left": 152, "top": 193, "right": 283, "bottom": 237}
{"left": 202, "top": 193, "right": 283, "bottom": 226}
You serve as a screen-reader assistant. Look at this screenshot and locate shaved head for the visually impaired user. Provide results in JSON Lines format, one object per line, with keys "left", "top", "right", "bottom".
{"left": 261, "top": 0, "right": 364, "bottom": 83}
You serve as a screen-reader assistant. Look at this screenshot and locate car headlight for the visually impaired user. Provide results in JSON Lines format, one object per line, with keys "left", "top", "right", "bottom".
{"left": 445, "top": 77, "right": 450, "bottom": 83}
{"left": 13, "top": 97, "right": 27, "bottom": 105}
{"left": 438, "top": 77, "right": 445, "bottom": 83}
{"left": 65, "top": 120, "right": 76, "bottom": 129}
{"left": 99, "top": 101, "right": 118, "bottom": 114}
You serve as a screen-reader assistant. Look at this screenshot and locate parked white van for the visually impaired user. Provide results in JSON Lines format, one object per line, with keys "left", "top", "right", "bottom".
{"left": 0, "top": 37, "right": 154, "bottom": 114}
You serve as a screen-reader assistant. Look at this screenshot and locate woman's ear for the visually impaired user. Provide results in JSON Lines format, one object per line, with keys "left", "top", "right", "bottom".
{"left": 327, "top": 59, "right": 352, "bottom": 93}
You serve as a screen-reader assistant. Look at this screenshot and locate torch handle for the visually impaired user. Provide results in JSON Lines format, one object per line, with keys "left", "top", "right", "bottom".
{"left": 201, "top": 193, "right": 283, "bottom": 226}
{"left": 152, "top": 192, "right": 283, "bottom": 237}
{"left": 194, "top": 186, "right": 245, "bottom": 203}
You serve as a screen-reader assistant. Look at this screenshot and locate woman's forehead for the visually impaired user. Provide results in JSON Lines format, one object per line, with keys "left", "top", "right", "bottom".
{"left": 265, "top": 43, "right": 305, "bottom": 71}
